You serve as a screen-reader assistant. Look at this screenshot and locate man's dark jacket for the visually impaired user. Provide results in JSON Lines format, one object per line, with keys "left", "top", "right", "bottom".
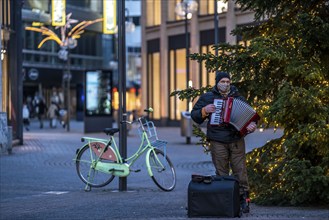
{"left": 191, "top": 85, "right": 246, "bottom": 143}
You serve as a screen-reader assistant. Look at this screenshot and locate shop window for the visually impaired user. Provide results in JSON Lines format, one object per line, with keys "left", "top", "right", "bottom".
{"left": 169, "top": 48, "right": 188, "bottom": 120}
{"left": 67, "top": 0, "right": 91, "bottom": 8}
{"left": 200, "top": 45, "right": 216, "bottom": 87}
{"left": 167, "top": 0, "right": 183, "bottom": 22}
{"left": 199, "top": 0, "right": 227, "bottom": 16}
{"left": 147, "top": 52, "right": 161, "bottom": 119}
{"left": 146, "top": 0, "right": 161, "bottom": 26}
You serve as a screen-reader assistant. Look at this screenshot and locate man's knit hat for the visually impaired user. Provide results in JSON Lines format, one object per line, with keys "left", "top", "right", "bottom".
{"left": 215, "top": 72, "right": 231, "bottom": 84}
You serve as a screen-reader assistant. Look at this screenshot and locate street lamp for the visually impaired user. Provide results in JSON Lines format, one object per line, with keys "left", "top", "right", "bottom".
{"left": 114, "top": 6, "right": 136, "bottom": 192}
{"left": 56, "top": 14, "right": 79, "bottom": 132}
{"left": 113, "top": 8, "right": 136, "bottom": 35}
{"left": 175, "top": 0, "right": 198, "bottom": 145}
{"left": 125, "top": 8, "right": 136, "bottom": 33}
{"left": 175, "top": 0, "right": 198, "bottom": 111}
{"left": 25, "top": 14, "right": 102, "bottom": 131}
{"left": 117, "top": 0, "right": 127, "bottom": 192}
{"left": 59, "top": 39, "right": 77, "bottom": 132}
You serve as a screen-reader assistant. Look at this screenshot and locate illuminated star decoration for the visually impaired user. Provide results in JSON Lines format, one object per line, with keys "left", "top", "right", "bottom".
{"left": 25, "top": 13, "right": 103, "bottom": 49}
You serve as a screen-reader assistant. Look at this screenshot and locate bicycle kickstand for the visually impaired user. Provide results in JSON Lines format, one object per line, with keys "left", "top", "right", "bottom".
{"left": 84, "top": 184, "right": 91, "bottom": 192}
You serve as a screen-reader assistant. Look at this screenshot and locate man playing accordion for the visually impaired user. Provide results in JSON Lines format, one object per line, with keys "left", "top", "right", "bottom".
{"left": 191, "top": 72, "right": 258, "bottom": 213}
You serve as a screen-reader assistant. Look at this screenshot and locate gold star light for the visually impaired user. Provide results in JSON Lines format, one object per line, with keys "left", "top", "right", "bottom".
{"left": 25, "top": 13, "right": 103, "bottom": 49}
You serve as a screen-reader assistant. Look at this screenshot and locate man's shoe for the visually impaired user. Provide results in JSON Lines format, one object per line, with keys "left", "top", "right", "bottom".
{"left": 241, "top": 198, "right": 250, "bottom": 213}
{"left": 240, "top": 192, "right": 250, "bottom": 213}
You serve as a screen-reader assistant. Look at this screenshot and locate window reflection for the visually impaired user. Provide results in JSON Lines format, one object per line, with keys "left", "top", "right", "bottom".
{"left": 200, "top": 45, "right": 216, "bottom": 88}
{"left": 146, "top": 0, "right": 161, "bottom": 26}
{"left": 169, "top": 48, "right": 187, "bottom": 120}
{"left": 199, "top": 0, "right": 228, "bottom": 16}
{"left": 147, "top": 52, "right": 160, "bottom": 119}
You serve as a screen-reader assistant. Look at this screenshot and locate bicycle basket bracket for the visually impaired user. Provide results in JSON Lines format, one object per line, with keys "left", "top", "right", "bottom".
{"left": 138, "top": 121, "right": 167, "bottom": 151}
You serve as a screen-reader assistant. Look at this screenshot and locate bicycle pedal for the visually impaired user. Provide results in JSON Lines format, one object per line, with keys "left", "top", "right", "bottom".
{"left": 130, "top": 169, "right": 141, "bottom": 173}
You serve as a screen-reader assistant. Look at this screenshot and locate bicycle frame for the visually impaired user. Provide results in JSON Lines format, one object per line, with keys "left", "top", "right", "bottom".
{"left": 76, "top": 126, "right": 165, "bottom": 178}
{"left": 75, "top": 110, "right": 176, "bottom": 192}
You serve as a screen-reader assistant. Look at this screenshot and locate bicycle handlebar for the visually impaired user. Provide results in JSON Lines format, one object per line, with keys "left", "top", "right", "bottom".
{"left": 120, "top": 120, "right": 133, "bottom": 125}
{"left": 144, "top": 107, "right": 153, "bottom": 113}
{"left": 120, "top": 107, "right": 153, "bottom": 125}
{"left": 120, "top": 118, "right": 143, "bottom": 125}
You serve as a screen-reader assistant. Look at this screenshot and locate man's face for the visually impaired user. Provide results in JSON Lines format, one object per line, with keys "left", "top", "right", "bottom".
{"left": 217, "top": 77, "right": 231, "bottom": 93}
{"left": 218, "top": 78, "right": 230, "bottom": 85}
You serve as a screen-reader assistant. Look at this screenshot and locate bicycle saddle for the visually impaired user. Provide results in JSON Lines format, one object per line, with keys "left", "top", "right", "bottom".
{"left": 103, "top": 128, "right": 120, "bottom": 136}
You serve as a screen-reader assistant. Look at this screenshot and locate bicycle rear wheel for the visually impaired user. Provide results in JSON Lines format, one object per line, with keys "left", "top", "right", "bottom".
{"left": 148, "top": 148, "right": 176, "bottom": 191}
{"left": 76, "top": 144, "right": 115, "bottom": 188}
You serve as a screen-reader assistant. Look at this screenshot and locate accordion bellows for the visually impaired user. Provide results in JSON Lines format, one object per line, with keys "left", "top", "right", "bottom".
{"left": 210, "top": 97, "right": 260, "bottom": 136}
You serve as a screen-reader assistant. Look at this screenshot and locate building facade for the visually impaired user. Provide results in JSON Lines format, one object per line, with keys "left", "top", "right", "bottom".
{"left": 1, "top": 0, "right": 142, "bottom": 143}
{"left": 22, "top": 0, "right": 142, "bottom": 122}
{"left": 141, "top": 0, "right": 255, "bottom": 125}
{"left": 22, "top": 0, "right": 109, "bottom": 122}
{"left": 1, "top": 0, "right": 24, "bottom": 144}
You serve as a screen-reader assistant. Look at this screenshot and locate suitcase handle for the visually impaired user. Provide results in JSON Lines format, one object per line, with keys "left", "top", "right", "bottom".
{"left": 213, "top": 175, "right": 240, "bottom": 183}
{"left": 191, "top": 174, "right": 213, "bottom": 184}
{"left": 192, "top": 174, "right": 239, "bottom": 184}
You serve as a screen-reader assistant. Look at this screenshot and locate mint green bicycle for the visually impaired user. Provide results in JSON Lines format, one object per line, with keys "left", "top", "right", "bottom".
{"left": 74, "top": 108, "right": 176, "bottom": 192}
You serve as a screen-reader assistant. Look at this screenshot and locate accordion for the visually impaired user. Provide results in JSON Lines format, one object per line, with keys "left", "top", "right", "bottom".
{"left": 210, "top": 97, "right": 260, "bottom": 136}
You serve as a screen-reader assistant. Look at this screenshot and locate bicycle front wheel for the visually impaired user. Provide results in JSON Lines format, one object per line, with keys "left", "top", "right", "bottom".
{"left": 148, "top": 148, "right": 176, "bottom": 191}
{"left": 76, "top": 144, "right": 115, "bottom": 188}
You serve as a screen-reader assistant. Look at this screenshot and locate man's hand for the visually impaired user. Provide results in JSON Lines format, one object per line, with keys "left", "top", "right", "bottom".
{"left": 246, "top": 122, "right": 257, "bottom": 133}
{"left": 204, "top": 104, "right": 216, "bottom": 114}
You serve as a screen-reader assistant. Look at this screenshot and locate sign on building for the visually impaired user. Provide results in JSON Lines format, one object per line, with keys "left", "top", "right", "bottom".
{"left": 103, "top": 0, "right": 117, "bottom": 34}
{"left": 52, "top": 0, "right": 66, "bottom": 26}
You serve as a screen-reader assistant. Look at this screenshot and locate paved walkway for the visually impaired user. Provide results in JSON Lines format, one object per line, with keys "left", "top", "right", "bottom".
{"left": 0, "top": 120, "right": 328, "bottom": 220}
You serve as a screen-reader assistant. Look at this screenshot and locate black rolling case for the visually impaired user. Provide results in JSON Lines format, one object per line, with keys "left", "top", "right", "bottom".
{"left": 187, "top": 175, "right": 241, "bottom": 218}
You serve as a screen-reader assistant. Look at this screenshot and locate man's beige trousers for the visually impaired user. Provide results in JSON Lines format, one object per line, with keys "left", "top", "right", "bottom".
{"left": 209, "top": 139, "right": 249, "bottom": 194}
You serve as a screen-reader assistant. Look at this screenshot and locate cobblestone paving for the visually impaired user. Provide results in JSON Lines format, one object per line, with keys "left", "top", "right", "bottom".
{"left": 1, "top": 120, "right": 328, "bottom": 219}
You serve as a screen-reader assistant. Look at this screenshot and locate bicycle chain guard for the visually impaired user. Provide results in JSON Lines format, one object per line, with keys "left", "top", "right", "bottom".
{"left": 90, "top": 141, "right": 118, "bottom": 161}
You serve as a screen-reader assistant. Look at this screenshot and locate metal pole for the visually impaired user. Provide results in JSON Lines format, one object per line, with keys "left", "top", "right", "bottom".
{"left": 0, "top": 27, "right": 2, "bottom": 111}
{"left": 66, "top": 49, "right": 71, "bottom": 132}
{"left": 15, "top": 0, "right": 24, "bottom": 144}
{"left": 214, "top": 0, "right": 219, "bottom": 56}
{"left": 185, "top": 9, "right": 189, "bottom": 111}
{"left": 118, "top": 0, "right": 127, "bottom": 191}
{"left": 185, "top": 6, "right": 191, "bottom": 145}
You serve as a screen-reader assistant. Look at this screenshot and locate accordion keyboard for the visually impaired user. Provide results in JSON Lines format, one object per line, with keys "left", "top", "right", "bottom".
{"left": 210, "top": 99, "right": 224, "bottom": 124}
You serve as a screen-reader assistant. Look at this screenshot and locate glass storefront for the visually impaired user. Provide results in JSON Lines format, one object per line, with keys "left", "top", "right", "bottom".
{"left": 145, "top": 36, "right": 222, "bottom": 124}
{"left": 169, "top": 49, "right": 188, "bottom": 121}
{"left": 147, "top": 52, "right": 160, "bottom": 119}
{"left": 1, "top": 53, "right": 9, "bottom": 113}
{"left": 200, "top": 45, "right": 216, "bottom": 87}
{"left": 1, "top": 0, "right": 23, "bottom": 143}
{"left": 146, "top": 0, "right": 161, "bottom": 26}
{"left": 142, "top": 0, "right": 254, "bottom": 125}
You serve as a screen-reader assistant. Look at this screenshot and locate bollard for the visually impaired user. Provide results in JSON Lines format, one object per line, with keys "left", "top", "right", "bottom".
{"left": 7, "top": 126, "right": 12, "bottom": 154}
{"left": 180, "top": 111, "right": 193, "bottom": 144}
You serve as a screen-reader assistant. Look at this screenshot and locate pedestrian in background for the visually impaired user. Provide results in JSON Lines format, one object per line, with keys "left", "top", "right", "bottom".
{"left": 59, "top": 109, "right": 68, "bottom": 128}
{"left": 47, "top": 102, "right": 59, "bottom": 128}
{"left": 26, "top": 96, "right": 34, "bottom": 117}
{"left": 22, "top": 103, "right": 30, "bottom": 131}
{"left": 50, "top": 87, "right": 60, "bottom": 105}
{"left": 191, "top": 72, "right": 258, "bottom": 213}
{"left": 37, "top": 98, "right": 47, "bottom": 129}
